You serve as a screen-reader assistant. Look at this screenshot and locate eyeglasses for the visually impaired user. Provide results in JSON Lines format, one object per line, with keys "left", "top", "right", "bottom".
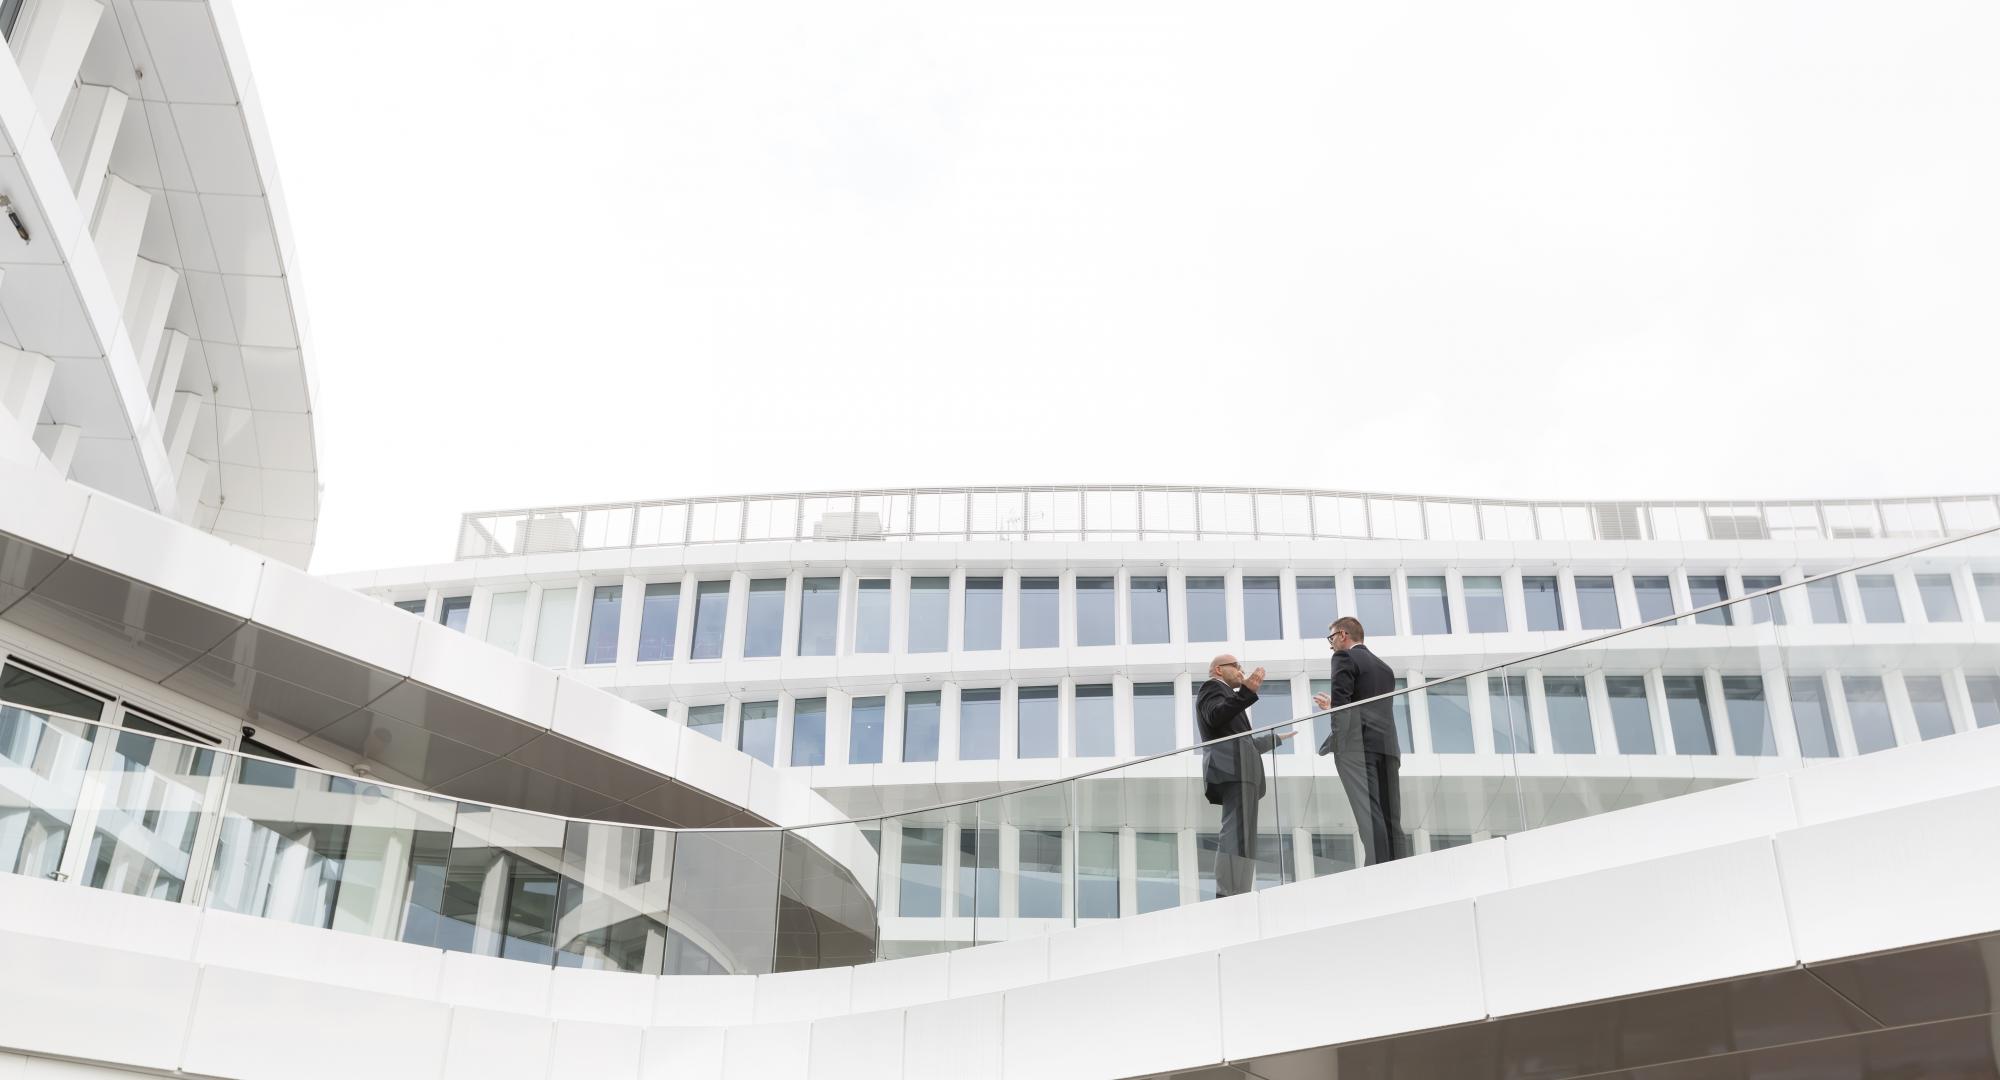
{"left": 1219, "top": 661, "right": 1243, "bottom": 669}
{"left": 1326, "top": 632, "right": 1344, "bottom": 643}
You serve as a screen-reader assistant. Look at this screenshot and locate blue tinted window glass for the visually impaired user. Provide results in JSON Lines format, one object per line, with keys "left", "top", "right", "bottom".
{"left": 1254, "top": 681, "right": 1296, "bottom": 754}
{"left": 1130, "top": 577, "right": 1170, "bottom": 644}
{"left": 1523, "top": 576, "right": 1565, "bottom": 631}
{"left": 1135, "top": 831, "right": 1179, "bottom": 913}
{"left": 1077, "top": 832, "right": 1119, "bottom": 919}
{"left": 1408, "top": 576, "right": 1450, "bottom": 636}
{"left": 959, "top": 688, "right": 1000, "bottom": 760}
{"left": 1243, "top": 576, "right": 1282, "bottom": 640}
{"left": 637, "top": 583, "right": 679, "bottom": 661}
{"left": 1965, "top": 676, "right": 2000, "bottom": 728}
{"left": 849, "top": 696, "right": 886, "bottom": 764}
{"left": 902, "top": 691, "right": 940, "bottom": 762}
{"left": 797, "top": 578, "right": 838, "bottom": 656}
{"left": 1311, "top": 833, "right": 1355, "bottom": 878}
{"left": 1075, "top": 684, "right": 1115, "bottom": 757}
{"left": 964, "top": 577, "right": 1002, "bottom": 651}
{"left": 1917, "top": 575, "right": 1961, "bottom": 622}
{"left": 584, "top": 586, "right": 621, "bottom": 664}
{"left": 1687, "top": 576, "right": 1731, "bottom": 626}
{"left": 1076, "top": 577, "right": 1115, "bottom": 646}
{"left": 1019, "top": 577, "right": 1060, "bottom": 649}
{"left": 957, "top": 828, "right": 998, "bottom": 918}
{"left": 1978, "top": 574, "right": 2000, "bottom": 622}
{"left": 394, "top": 599, "right": 426, "bottom": 616}
{"left": 1722, "top": 676, "right": 1775, "bottom": 756}
{"left": 686, "top": 704, "right": 723, "bottom": 741}
{"left": 1296, "top": 576, "right": 1337, "bottom": 639}
{"left": 440, "top": 596, "right": 471, "bottom": 632}
{"left": 738, "top": 700, "right": 777, "bottom": 765}
{"left": 1633, "top": 576, "right": 1675, "bottom": 623}
{"left": 1464, "top": 576, "right": 1506, "bottom": 633}
{"left": 1427, "top": 680, "right": 1473, "bottom": 753}
{"left": 1490, "top": 674, "right": 1531, "bottom": 753}
{"left": 899, "top": 827, "right": 942, "bottom": 917}
{"left": 1605, "top": 676, "right": 1655, "bottom": 754}
{"left": 854, "top": 579, "right": 890, "bottom": 653}
{"left": 908, "top": 578, "right": 949, "bottom": 653}
{"left": 1018, "top": 686, "right": 1059, "bottom": 759}
{"left": 1133, "top": 683, "right": 1178, "bottom": 755}
{"left": 790, "top": 697, "right": 826, "bottom": 766}
{"left": 1906, "top": 676, "right": 1954, "bottom": 740}
{"left": 1844, "top": 675, "right": 1896, "bottom": 753}
{"left": 1311, "top": 678, "right": 1332, "bottom": 750}
{"left": 1354, "top": 576, "right": 1396, "bottom": 638}
{"left": 1808, "top": 578, "right": 1846, "bottom": 624}
{"left": 1575, "top": 576, "right": 1620, "bottom": 630}
{"left": 1018, "top": 829, "right": 1063, "bottom": 918}
{"left": 1788, "top": 678, "right": 1836, "bottom": 757}
{"left": 691, "top": 581, "right": 730, "bottom": 660}
{"left": 1857, "top": 575, "right": 1903, "bottom": 623}
{"left": 1741, "top": 575, "right": 1785, "bottom": 625}
{"left": 743, "top": 579, "right": 785, "bottom": 658}
{"left": 1392, "top": 678, "right": 1412, "bottom": 753}
{"left": 1662, "top": 675, "right": 1715, "bottom": 755}
{"left": 1186, "top": 577, "right": 1226, "bottom": 642}
{"left": 1545, "top": 676, "right": 1594, "bottom": 753}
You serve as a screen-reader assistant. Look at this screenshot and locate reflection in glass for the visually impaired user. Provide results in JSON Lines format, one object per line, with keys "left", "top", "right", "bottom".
{"left": 585, "top": 586, "right": 621, "bottom": 664}
{"left": 663, "top": 831, "right": 781, "bottom": 975}
{"left": 1354, "top": 576, "right": 1396, "bottom": 637}
{"left": 1856, "top": 575, "right": 1903, "bottom": 624}
{"left": 1789, "top": 678, "right": 1837, "bottom": 757}
{"left": 1077, "top": 831, "right": 1119, "bottom": 918}
{"left": 485, "top": 590, "right": 527, "bottom": 652}
{"left": 690, "top": 581, "right": 730, "bottom": 660}
{"left": 1133, "top": 683, "right": 1178, "bottom": 755}
{"left": 1076, "top": 577, "right": 1115, "bottom": 646}
{"left": 1136, "top": 831, "right": 1180, "bottom": 913}
{"left": 1074, "top": 684, "right": 1115, "bottom": 757}
{"left": 1916, "top": 574, "right": 1961, "bottom": 622}
{"left": 1244, "top": 576, "right": 1282, "bottom": 640}
{"left": 739, "top": 701, "right": 777, "bottom": 766}
{"left": 439, "top": 595, "right": 471, "bottom": 632}
{"left": 1633, "top": 576, "right": 1675, "bottom": 623}
{"left": 1392, "top": 678, "right": 1412, "bottom": 753}
{"left": 1808, "top": 578, "right": 1847, "bottom": 624}
{"left": 1427, "top": 680, "right": 1473, "bottom": 753}
{"left": 1131, "top": 576, "right": 1170, "bottom": 644}
{"left": 1018, "top": 829, "right": 1063, "bottom": 918}
{"left": 775, "top": 829, "right": 877, "bottom": 971}
{"left": 957, "top": 828, "right": 998, "bottom": 917}
{"left": 1490, "top": 674, "right": 1532, "bottom": 753}
{"left": 636, "top": 583, "right": 679, "bottom": 661}
{"left": 1464, "top": 576, "right": 1506, "bottom": 633}
{"left": 1544, "top": 676, "right": 1594, "bottom": 753}
{"left": 1977, "top": 574, "right": 2000, "bottom": 621}
{"left": 1256, "top": 680, "right": 1296, "bottom": 754}
{"left": 854, "top": 579, "right": 890, "bottom": 653}
{"left": 1844, "top": 675, "right": 1896, "bottom": 753}
{"left": 898, "top": 827, "right": 942, "bottom": 917}
{"left": 1408, "top": 576, "right": 1450, "bottom": 635}
{"left": 1576, "top": 576, "right": 1620, "bottom": 630}
{"left": 960, "top": 689, "right": 1000, "bottom": 761}
{"left": 1186, "top": 577, "right": 1226, "bottom": 642}
{"left": 1721, "top": 676, "right": 1775, "bottom": 756}
{"left": 849, "top": 696, "right": 885, "bottom": 764}
{"left": 84, "top": 730, "right": 218, "bottom": 900}
{"left": 1018, "top": 687, "right": 1058, "bottom": 759}
{"left": 791, "top": 698, "right": 827, "bottom": 766}
{"left": 1905, "top": 676, "right": 1954, "bottom": 740}
{"left": 904, "top": 692, "right": 941, "bottom": 763}
{"left": 744, "top": 579, "right": 786, "bottom": 658}
{"left": 1687, "top": 576, "right": 1731, "bottom": 625}
{"left": 554, "top": 822, "right": 673, "bottom": 973}
{"left": 798, "top": 577, "right": 839, "bottom": 656}
{"left": 686, "top": 704, "right": 724, "bottom": 742}
{"left": 1741, "top": 575, "right": 1784, "bottom": 625}
{"left": 1523, "top": 576, "right": 1564, "bottom": 631}
{"left": 1605, "top": 675, "right": 1655, "bottom": 754}
{"left": 0, "top": 708, "right": 98, "bottom": 879}
{"left": 1297, "top": 576, "right": 1337, "bottom": 639}
{"left": 533, "top": 587, "right": 577, "bottom": 665}
{"left": 1662, "top": 675, "right": 1715, "bottom": 755}
{"left": 1310, "top": 833, "right": 1356, "bottom": 877}
{"left": 1965, "top": 676, "right": 2000, "bottom": 728}
{"left": 908, "top": 577, "right": 949, "bottom": 653}
{"left": 1020, "top": 577, "right": 1060, "bottom": 648}
{"left": 964, "top": 577, "right": 1003, "bottom": 651}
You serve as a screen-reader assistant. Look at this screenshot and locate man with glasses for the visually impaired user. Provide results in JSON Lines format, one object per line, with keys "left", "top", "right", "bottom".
{"left": 1198, "top": 653, "right": 1293, "bottom": 896}
{"left": 1313, "top": 617, "right": 1405, "bottom": 865}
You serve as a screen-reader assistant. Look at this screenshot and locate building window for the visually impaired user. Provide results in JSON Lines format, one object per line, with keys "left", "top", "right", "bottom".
{"left": 1686, "top": 576, "right": 1731, "bottom": 626}
{"left": 854, "top": 579, "right": 890, "bottom": 653}
{"left": 964, "top": 577, "right": 1003, "bottom": 651}
{"left": 900, "top": 827, "right": 943, "bottom": 917}
{"left": 1966, "top": 676, "right": 2000, "bottom": 728}
{"left": 1244, "top": 576, "right": 1283, "bottom": 640}
{"left": 1488, "top": 674, "right": 1530, "bottom": 753}
{"left": 1354, "top": 576, "right": 1396, "bottom": 637}
{"left": 743, "top": 579, "right": 785, "bottom": 658}
{"left": 1741, "top": 575, "right": 1785, "bottom": 625}
{"left": 1662, "top": 675, "right": 1715, "bottom": 755}
{"left": 1076, "top": 576, "right": 1115, "bottom": 646}
{"left": 1605, "top": 675, "right": 1655, "bottom": 754}
{"left": 1789, "top": 678, "right": 1837, "bottom": 757}
{"left": 1392, "top": 678, "right": 1412, "bottom": 753}
{"left": 1196, "top": 833, "right": 1221, "bottom": 902}
{"left": 439, "top": 595, "right": 471, "bottom": 632}
{"left": 1977, "top": 574, "right": 2000, "bottom": 622}
{"left": 583, "top": 586, "right": 621, "bottom": 664}
{"left": 1633, "top": 576, "right": 1675, "bottom": 623}
{"left": 1844, "top": 675, "right": 1896, "bottom": 754}
{"left": 1018, "top": 830, "right": 1064, "bottom": 918}
{"left": 637, "top": 583, "right": 679, "bottom": 661}
{"left": 532, "top": 587, "right": 576, "bottom": 666}
{"left": 849, "top": 696, "right": 886, "bottom": 764}
{"left": 690, "top": 581, "right": 730, "bottom": 660}
{"left": 1543, "top": 676, "right": 1593, "bottom": 753}
{"left": 1523, "top": 576, "right": 1564, "bottom": 631}
{"left": 798, "top": 577, "right": 839, "bottom": 656}
{"left": 485, "top": 591, "right": 526, "bottom": 652}
{"left": 1427, "top": 679, "right": 1473, "bottom": 753}
{"left": 903, "top": 691, "right": 941, "bottom": 762}
{"left": 1408, "top": 576, "right": 1450, "bottom": 636}
{"left": 1807, "top": 578, "right": 1847, "bottom": 624}
{"left": 739, "top": 701, "right": 777, "bottom": 765}
{"left": 1575, "top": 576, "right": 1620, "bottom": 630}
{"left": 1074, "top": 684, "right": 1115, "bottom": 757}
{"left": 394, "top": 598, "right": 426, "bottom": 616}
{"left": 1133, "top": 682, "right": 1178, "bottom": 755}
{"left": 1255, "top": 679, "right": 1297, "bottom": 754}
{"left": 1135, "top": 832, "right": 1180, "bottom": 913}
{"left": 1916, "top": 574, "right": 1961, "bottom": 623}
{"left": 1018, "top": 686, "right": 1059, "bottom": 759}
{"left": 686, "top": 704, "right": 724, "bottom": 742}
{"left": 957, "top": 828, "right": 999, "bottom": 918}
{"left": 1131, "top": 576, "right": 1170, "bottom": 645}
{"left": 1464, "top": 576, "right": 1507, "bottom": 633}
{"left": 1019, "top": 577, "right": 1060, "bottom": 649}
{"left": 908, "top": 577, "right": 949, "bottom": 653}
{"left": 1311, "top": 834, "right": 1356, "bottom": 878}
{"left": 1297, "top": 576, "right": 1338, "bottom": 638}
{"left": 1905, "top": 676, "right": 1954, "bottom": 740}
{"left": 1186, "top": 576, "right": 1226, "bottom": 642}
{"left": 1077, "top": 832, "right": 1119, "bottom": 919}
{"left": 1429, "top": 834, "right": 1473, "bottom": 852}
{"left": 791, "top": 698, "right": 827, "bottom": 766}
{"left": 1721, "top": 676, "right": 1775, "bottom": 756}
{"left": 1856, "top": 575, "right": 1903, "bottom": 624}
{"left": 959, "top": 688, "right": 1000, "bottom": 761}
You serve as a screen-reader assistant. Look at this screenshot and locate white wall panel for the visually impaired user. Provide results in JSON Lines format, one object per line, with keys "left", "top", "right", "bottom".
{"left": 849, "top": 951, "right": 949, "bottom": 1013}
{"left": 438, "top": 949, "right": 551, "bottom": 1015}
{"left": 183, "top": 966, "right": 450, "bottom": 1080}
{"left": 0, "top": 873, "right": 198, "bottom": 960}
{"left": 0, "top": 930, "right": 195, "bottom": 1071}
{"left": 1003, "top": 952, "right": 1222, "bottom": 1080}
{"left": 653, "top": 975, "right": 756, "bottom": 1026}
{"left": 721, "top": 1021, "right": 809, "bottom": 1079}
{"left": 948, "top": 932, "right": 1048, "bottom": 998}
{"left": 1503, "top": 776, "right": 1797, "bottom": 888}
{"left": 1258, "top": 838, "right": 1507, "bottom": 940}
{"left": 193, "top": 908, "right": 441, "bottom": 999}
{"left": 903, "top": 993, "right": 1003, "bottom": 1080}
{"left": 442, "top": 1007, "right": 552, "bottom": 1080}
{"left": 640, "top": 1027, "right": 725, "bottom": 1079}
{"left": 753, "top": 964, "right": 852, "bottom": 1024}
{"left": 549, "top": 967, "right": 654, "bottom": 1026}
{"left": 548, "top": 1020, "right": 642, "bottom": 1080}
{"left": 808, "top": 1008, "right": 903, "bottom": 1080}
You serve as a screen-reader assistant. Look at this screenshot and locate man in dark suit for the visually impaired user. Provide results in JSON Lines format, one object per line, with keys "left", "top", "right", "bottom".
{"left": 1197, "top": 654, "right": 1294, "bottom": 897}
{"left": 1313, "top": 617, "right": 1406, "bottom": 865}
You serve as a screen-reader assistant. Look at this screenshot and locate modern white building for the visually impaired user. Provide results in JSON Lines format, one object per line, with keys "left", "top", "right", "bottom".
{"left": 5, "top": 4, "right": 2000, "bottom": 1078}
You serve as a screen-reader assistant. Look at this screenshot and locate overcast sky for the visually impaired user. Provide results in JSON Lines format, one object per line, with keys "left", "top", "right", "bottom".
{"left": 230, "top": 2, "right": 2000, "bottom": 575}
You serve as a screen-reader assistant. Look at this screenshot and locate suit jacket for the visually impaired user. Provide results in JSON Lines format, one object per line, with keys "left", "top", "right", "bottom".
{"left": 1197, "top": 678, "right": 1280, "bottom": 805}
{"left": 1320, "top": 643, "right": 1400, "bottom": 757}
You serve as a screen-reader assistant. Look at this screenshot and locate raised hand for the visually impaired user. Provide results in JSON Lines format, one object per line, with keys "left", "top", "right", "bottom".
{"left": 1313, "top": 692, "right": 1331, "bottom": 710}
{"left": 1244, "top": 666, "right": 1266, "bottom": 691}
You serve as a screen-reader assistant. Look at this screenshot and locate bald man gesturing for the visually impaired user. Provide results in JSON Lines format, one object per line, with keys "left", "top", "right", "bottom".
{"left": 1197, "top": 654, "right": 1294, "bottom": 897}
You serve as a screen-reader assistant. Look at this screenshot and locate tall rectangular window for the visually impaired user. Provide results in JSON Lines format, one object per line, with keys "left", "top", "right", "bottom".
{"left": 1255, "top": 680, "right": 1296, "bottom": 754}
{"left": 797, "top": 577, "right": 839, "bottom": 656}
{"left": 1392, "top": 678, "right": 1412, "bottom": 753}
{"left": 686, "top": 704, "right": 724, "bottom": 742}
{"left": 899, "top": 827, "right": 943, "bottom": 917}
{"left": 1310, "top": 834, "right": 1356, "bottom": 878}
{"left": 957, "top": 828, "right": 998, "bottom": 918}
{"left": 1133, "top": 682, "right": 1178, "bottom": 755}
{"left": 964, "top": 577, "right": 1003, "bottom": 651}
{"left": 1019, "top": 577, "right": 1060, "bottom": 648}
{"left": 854, "top": 579, "right": 890, "bottom": 653}
{"left": 738, "top": 701, "right": 777, "bottom": 765}
{"left": 1130, "top": 576, "right": 1170, "bottom": 644}
{"left": 1186, "top": 577, "right": 1226, "bottom": 642}
{"left": 1296, "top": 576, "right": 1337, "bottom": 638}
{"left": 690, "top": 581, "right": 730, "bottom": 660}
{"left": 1605, "top": 675, "right": 1656, "bottom": 754}
{"left": 1844, "top": 675, "right": 1896, "bottom": 753}
{"left": 1489, "top": 674, "right": 1531, "bottom": 753}
{"left": 1544, "top": 676, "right": 1594, "bottom": 753}
{"left": 439, "top": 595, "right": 471, "bottom": 632}
{"left": 1905, "top": 676, "right": 1954, "bottom": 740}
{"left": 1354, "top": 576, "right": 1396, "bottom": 637}
{"left": 1408, "top": 576, "right": 1450, "bottom": 635}
{"left": 1018, "top": 686, "right": 1059, "bottom": 759}
{"left": 1977, "top": 574, "right": 2000, "bottom": 622}
{"left": 1721, "top": 676, "right": 1775, "bottom": 756}
{"left": 743, "top": 579, "right": 786, "bottom": 658}
{"left": 1966, "top": 676, "right": 2000, "bottom": 728}
{"left": 1575, "top": 576, "right": 1620, "bottom": 630}
{"left": 1789, "top": 678, "right": 1837, "bottom": 757}
{"left": 1687, "top": 575, "right": 1732, "bottom": 626}
{"left": 1662, "top": 675, "right": 1715, "bottom": 755}
{"left": 1856, "top": 575, "right": 1903, "bottom": 623}
{"left": 637, "top": 583, "right": 679, "bottom": 661}
{"left": 1463, "top": 576, "right": 1507, "bottom": 633}
{"left": 1073, "top": 684, "right": 1116, "bottom": 757}
{"left": 1076, "top": 832, "right": 1119, "bottom": 919}
{"left": 1916, "top": 574, "right": 1961, "bottom": 622}
{"left": 1310, "top": 678, "right": 1333, "bottom": 750}
{"left": 790, "top": 697, "right": 827, "bottom": 766}
{"left": 959, "top": 688, "right": 1000, "bottom": 760}
{"left": 584, "top": 586, "right": 621, "bottom": 664}
{"left": 532, "top": 587, "right": 576, "bottom": 666}
{"left": 485, "top": 591, "right": 526, "bottom": 652}
{"left": 1741, "top": 574, "right": 1785, "bottom": 625}
{"left": 1076, "top": 576, "right": 1115, "bottom": 646}
{"left": 1808, "top": 578, "right": 1847, "bottom": 624}
{"left": 1018, "top": 830, "right": 1064, "bottom": 918}
{"left": 908, "top": 577, "right": 949, "bottom": 653}
{"left": 1427, "top": 679, "right": 1473, "bottom": 753}
{"left": 1523, "top": 576, "right": 1564, "bottom": 631}
{"left": 1633, "top": 576, "right": 1675, "bottom": 623}
{"left": 1243, "top": 576, "right": 1283, "bottom": 640}
{"left": 1135, "top": 832, "right": 1180, "bottom": 913}
{"left": 849, "top": 696, "right": 886, "bottom": 765}
{"left": 903, "top": 691, "right": 941, "bottom": 763}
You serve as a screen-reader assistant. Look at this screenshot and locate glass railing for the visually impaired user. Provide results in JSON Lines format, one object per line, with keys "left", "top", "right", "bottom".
{"left": 4, "top": 527, "right": 1997, "bottom": 972}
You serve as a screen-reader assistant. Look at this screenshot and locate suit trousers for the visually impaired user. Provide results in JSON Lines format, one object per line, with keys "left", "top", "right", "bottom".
{"left": 1215, "top": 782, "right": 1261, "bottom": 897}
{"left": 1335, "top": 745, "right": 1405, "bottom": 865}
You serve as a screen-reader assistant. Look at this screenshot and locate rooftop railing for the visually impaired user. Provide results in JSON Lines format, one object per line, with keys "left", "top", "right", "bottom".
{"left": 455, "top": 485, "right": 2000, "bottom": 559}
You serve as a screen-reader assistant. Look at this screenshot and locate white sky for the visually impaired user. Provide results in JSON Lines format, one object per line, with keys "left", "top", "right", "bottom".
{"left": 228, "top": 2, "right": 2000, "bottom": 575}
